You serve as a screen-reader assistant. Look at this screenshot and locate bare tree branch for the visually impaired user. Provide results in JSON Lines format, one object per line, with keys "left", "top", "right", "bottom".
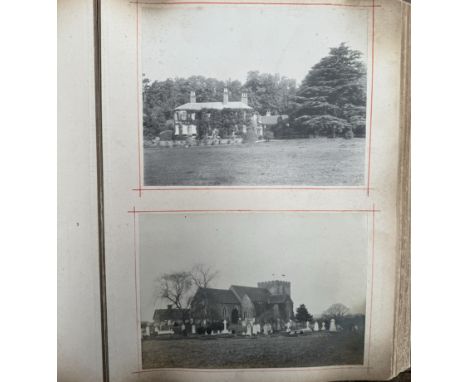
{"left": 191, "top": 263, "right": 219, "bottom": 289}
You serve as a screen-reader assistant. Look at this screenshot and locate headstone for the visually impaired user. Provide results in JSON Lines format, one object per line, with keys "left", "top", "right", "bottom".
{"left": 286, "top": 321, "right": 292, "bottom": 333}
{"left": 181, "top": 324, "right": 185, "bottom": 331}
{"left": 222, "top": 319, "right": 230, "bottom": 334}
{"left": 191, "top": 324, "right": 196, "bottom": 334}
{"left": 246, "top": 324, "right": 252, "bottom": 336}
{"left": 303, "top": 321, "right": 312, "bottom": 332}
{"left": 263, "top": 324, "right": 269, "bottom": 335}
{"left": 313, "top": 322, "right": 319, "bottom": 331}
{"left": 329, "top": 319, "right": 337, "bottom": 332}
{"left": 321, "top": 322, "right": 326, "bottom": 331}
{"left": 145, "top": 325, "right": 150, "bottom": 336}
{"left": 254, "top": 324, "right": 261, "bottom": 335}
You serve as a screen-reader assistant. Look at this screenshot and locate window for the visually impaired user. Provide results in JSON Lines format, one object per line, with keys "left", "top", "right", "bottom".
{"left": 180, "top": 111, "right": 187, "bottom": 121}
{"left": 223, "top": 306, "right": 227, "bottom": 318}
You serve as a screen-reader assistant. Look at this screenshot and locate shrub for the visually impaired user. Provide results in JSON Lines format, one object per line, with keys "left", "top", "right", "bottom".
{"left": 159, "top": 129, "right": 173, "bottom": 141}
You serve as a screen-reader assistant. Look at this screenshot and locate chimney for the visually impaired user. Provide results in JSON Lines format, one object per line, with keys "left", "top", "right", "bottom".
{"left": 241, "top": 92, "right": 248, "bottom": 105}
{"left": 190, "top": 91, "right": 196, "bottom": 103}
{"left": 223, "top": 88, "right": 229, "bottom": 105}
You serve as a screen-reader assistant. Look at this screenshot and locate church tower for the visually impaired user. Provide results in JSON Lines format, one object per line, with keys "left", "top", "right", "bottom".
{"left": 257, "top": 280, "right": 291, "bottom": 297}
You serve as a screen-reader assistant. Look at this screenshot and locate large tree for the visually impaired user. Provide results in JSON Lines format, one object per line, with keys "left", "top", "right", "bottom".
{"left": 323, "top": 303, "right": 350, "bottom": 319}
{"left": 157, "top": 271, "right": 193, "bottom": 320}
{"left": 191, "top": 263, "right": 218, "bottom": 289}
{"left": 295, "top": 304, "right": 313, "bottom": 322}
{"left": 292, "top": 43, "right": 367, "bottom": 138}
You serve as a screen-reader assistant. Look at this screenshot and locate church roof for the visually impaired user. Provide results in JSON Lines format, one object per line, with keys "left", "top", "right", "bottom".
{"left": 194, "top": 287, "right": 239, "bottom": 304}
{"left": 230, "top": 285, "right": 271, "bottom": 303}
{"left": 175, "top": 101, "right": 252, "bottom": 111}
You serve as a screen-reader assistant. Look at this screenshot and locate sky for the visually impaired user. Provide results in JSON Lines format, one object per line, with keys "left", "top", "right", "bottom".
{"left": 139, "top": 213, "right": 369, "bottom": 321}
{"left": 142, "top": 5, "right": 369, "bottom": 84}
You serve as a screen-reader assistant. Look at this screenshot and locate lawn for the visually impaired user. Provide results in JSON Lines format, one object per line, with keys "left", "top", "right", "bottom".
{"left": 144, "top": 138, "right": 366, "bottom": 186}
{"left": 141, "top": 331, "right": 364, "bottom": 369}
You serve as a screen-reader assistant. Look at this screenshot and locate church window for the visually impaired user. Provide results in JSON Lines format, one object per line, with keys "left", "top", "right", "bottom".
{"left": 223, "top": 306, "right": 227, "bottom": 318}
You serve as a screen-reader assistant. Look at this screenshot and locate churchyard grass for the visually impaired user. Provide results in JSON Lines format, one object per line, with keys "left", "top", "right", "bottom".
{"left": 144, "top": 138, "right": 366, "bottom": 186}
{"left": 141, "top": 331, "right": 364, "bottom": 369}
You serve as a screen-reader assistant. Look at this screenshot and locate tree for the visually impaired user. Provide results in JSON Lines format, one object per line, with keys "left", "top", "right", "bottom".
{"left": 191, "top": 264, "right": 218, "bottom": 289}
{"left": 295, "top": 304, "right": 313, "bottom": 322}
{"left": 292, "top": 43, "right": 367, "bottom": 137}
{"left": 323, "top": 303, "right": 350, "bottom": 319}
{"left": 157, "top": 271, "right": 193, "bottom": 320}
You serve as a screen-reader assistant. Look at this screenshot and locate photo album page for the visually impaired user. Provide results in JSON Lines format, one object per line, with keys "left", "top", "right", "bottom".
{"left": 98, "top": 0, "right": 410, "bottom": 381}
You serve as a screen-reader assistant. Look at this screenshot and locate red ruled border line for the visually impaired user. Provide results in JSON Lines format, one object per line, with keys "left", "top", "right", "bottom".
{"left": 366, "top": 203, "right": 376, "bottom": 369}
{"left": 128, "top": 208, "right": 380, "bottom": 213}
{"left": 134, "top": 0, "right": 378, "bottom": 194}
{"left": 130, "top": 205, "right": 378, "bottom": 374}
{"left": 132, "top": 187, "right": 372, "bottom": 192}
{"left": 136, "top": 4, "right": 143, "bottom": 197}
{"left": 131, "top": 1, "right": 380, "bottom": 7}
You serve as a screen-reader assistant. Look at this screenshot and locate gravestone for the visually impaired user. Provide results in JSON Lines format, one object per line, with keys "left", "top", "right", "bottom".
{"left": 254, "top": 324, "right": 261, "bottom": 335}
{"left": 263, "top": 324, "right": 269, "bottom": 335}
{"left": 145, "top": 325, "right": 150, "bottom": 337}
{"left": 286, "top": 321, "right": 292, "bottom": 333}
{"left": 329, "top": 319, "right": 337, "bottom": 332}
{"left": 321, "top": 322, "right": 326, "bottom": 331}
{"left": 246, "top": 324, "right": 252, "bottom": 336}
{"left": 191, "top": 324, "right": 196, "bottom": 334}
{"left": 222, "top": 319, "right": 230, "bottom": 334}
{"left": 314, "top": 322, "right": 319, "bottom": 331}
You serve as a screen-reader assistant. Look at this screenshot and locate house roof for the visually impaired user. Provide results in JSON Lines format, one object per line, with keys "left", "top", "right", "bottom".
{"left": 175, "top": 101, "right": 252, "bottom": 111}
{"left": 258, "top": 114, "right": 288, "bottom": 125}
{"left": 153, "top": 308, "right": 189, "bottom": 321}
{"left": 230, "top": 285, "right": 271, "bottom": 303}
{"left": 194, "top": 287, "right": 239, "bottom": 304}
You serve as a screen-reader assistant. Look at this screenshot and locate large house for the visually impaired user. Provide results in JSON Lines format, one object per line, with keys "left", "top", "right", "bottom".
{"left": 190, "top": 280, "right": 294, "bottom": 326}
{"left": 173, "top": 88, "right": 252, "bottom": 137}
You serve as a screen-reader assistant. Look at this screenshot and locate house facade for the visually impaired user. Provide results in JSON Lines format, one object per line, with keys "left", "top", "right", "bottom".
{"left": 173, "top": 88, "right": 253, "bottom": 137}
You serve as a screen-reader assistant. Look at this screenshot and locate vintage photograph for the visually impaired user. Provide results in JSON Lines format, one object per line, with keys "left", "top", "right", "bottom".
{"left": 139, "top": 213, "right": 368, "bottom": 369}
{"left": 141, "top": 5, "right": 369, "bottom": 186}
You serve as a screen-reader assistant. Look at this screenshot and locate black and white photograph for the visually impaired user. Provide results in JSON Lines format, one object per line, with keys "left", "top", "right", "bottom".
{"left": 139, "top": 213, "right": 369, "bottom": 369}
{"left": 142, "top": 5, "right": 369, "bottom": 186}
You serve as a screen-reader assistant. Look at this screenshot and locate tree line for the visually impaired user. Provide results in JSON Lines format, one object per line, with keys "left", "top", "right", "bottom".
{"left": 143, "top": 43, "right": 367, "bottom": 140}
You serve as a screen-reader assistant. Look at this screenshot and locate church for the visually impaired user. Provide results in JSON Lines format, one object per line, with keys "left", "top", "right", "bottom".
{"left": 190, "top": 280, "right": 294, "bottom": 326}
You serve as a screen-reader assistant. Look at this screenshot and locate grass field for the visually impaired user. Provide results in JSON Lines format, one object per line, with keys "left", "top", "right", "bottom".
{"left": 141, "top": 331, "right": 364, "bottom": 369}
{"left": 144, "top": 138, "right": 366, "bottom": 186}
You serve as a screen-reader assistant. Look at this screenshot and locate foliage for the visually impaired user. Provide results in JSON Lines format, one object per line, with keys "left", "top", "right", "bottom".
{"left": 292, "top": 43, "right": 367, "bottom": 137}
{"left": 191, "top": 264, "right": 219, "bottom": 289}
{"left": 143, "top": 44, "right": 367, "bottom": 140}
{"left": 295, "top": 304, "right": 313, "bottom": 322}
{"left": 157, "top": 271, "right": 193, "bottom": 320}
{"left": 323, "top": 303, "right": 350, "bottom": 319}
{"left": 159, "top": 129, "right": 173, "bottom": 141}
{"left": 142, "top": 74, "right": 296, "bottom": 139}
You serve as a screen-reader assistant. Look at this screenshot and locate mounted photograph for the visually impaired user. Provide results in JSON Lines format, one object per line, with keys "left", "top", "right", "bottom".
{"left": 138, "top": 213, "right": 369, "bottom": 369}
{"left": 141, "top": 5, "right": 370, "bottom": 186}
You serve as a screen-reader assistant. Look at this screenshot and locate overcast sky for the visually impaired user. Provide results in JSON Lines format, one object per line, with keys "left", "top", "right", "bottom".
{"left": 142, "top": 5, "right": 369, "bottom": 84}
{"left": 139, "top": 213, "right": 368, "bottom": 321}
